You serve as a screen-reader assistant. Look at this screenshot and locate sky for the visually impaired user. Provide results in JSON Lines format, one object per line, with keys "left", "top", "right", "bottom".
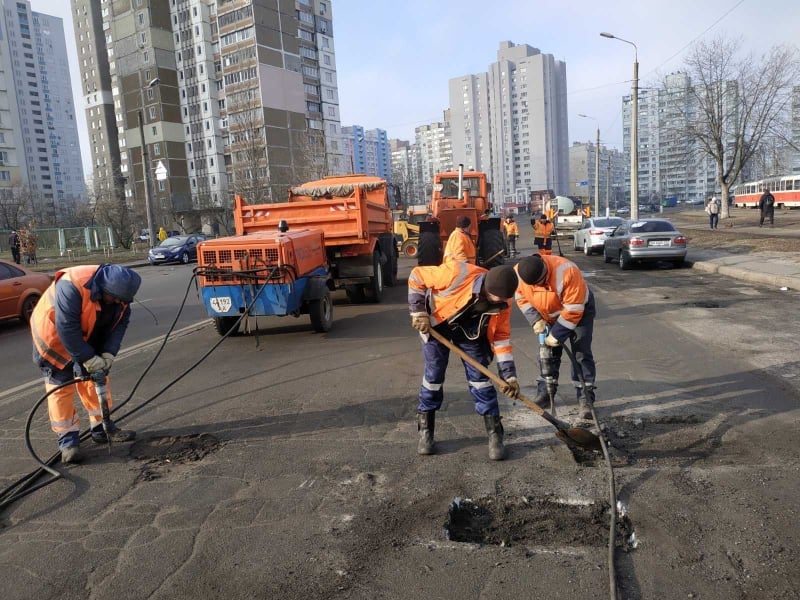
{"left": 31, "top": 0, "right": 799, "bottom": 180}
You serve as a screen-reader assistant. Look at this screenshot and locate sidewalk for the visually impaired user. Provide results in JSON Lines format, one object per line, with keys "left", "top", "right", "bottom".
{"left": 687, "top": 249, "right": 800, "bottom": 290}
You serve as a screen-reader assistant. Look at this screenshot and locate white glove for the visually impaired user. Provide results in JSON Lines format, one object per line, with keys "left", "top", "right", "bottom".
{"left": 545, "top": 334, "right": 560, "bottom": 347}
{"left": 101, "top": 352, "right": 115, "bottom": 372}
{"left": 533, "top": 320, "right": 548, "bottom": 334}
{"left": 83, "top": 355, "right": 106, "bottom": 373}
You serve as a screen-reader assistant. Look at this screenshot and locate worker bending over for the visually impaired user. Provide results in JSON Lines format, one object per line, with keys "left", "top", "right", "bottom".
{"left": 30, "top": 264, "right": 141, "bottom": 464}
{"left": 409, "top": 262, "right": 520, "bottom": 460}
{"left": 533, "top": 213, "right": 555, "bottom": 255}
{"left": 443, "top": 215, "right": 476, "bottom": 263}
{"left": 514, "top": 254, "right": 597, "bottom": 419}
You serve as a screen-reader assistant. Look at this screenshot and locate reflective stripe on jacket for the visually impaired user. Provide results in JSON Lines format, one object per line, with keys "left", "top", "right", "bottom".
{"left": 533, "top": 221, "right": 554, "bottom": 239}
{"left": 31, "top": 265, "right": 130, "bottom": 370}
{"left": 408, "top": 261, "right": 513, "bottom": 364}
{"left": 513, "top": 255, "right": 589, "bottom": 342}
{"left": 443, "top": 228, "right": 476, "bottom": 264}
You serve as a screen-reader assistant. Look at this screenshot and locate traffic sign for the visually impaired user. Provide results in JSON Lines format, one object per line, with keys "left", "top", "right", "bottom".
{"left": 578, "top": 180, "right": 589, "bottom": 186}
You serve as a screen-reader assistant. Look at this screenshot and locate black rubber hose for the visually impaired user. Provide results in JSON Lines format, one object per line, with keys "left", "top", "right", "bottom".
{"left": 561, "top": 342, "right": 618, "bottom": 600}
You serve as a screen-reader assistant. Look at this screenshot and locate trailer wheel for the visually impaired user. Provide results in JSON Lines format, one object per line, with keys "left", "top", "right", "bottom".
{"left": 309, "top": 291, "right": 333, "bottom": 332}
{"left": 478, "top": 229, "right": 506, "bottom": 267}
{"left": 213, "top": 316, "right": 240, "bottom": 337}
{"left": 401, "top": 239, "right": 419, "bottom": 257}
{"left": 417, "top": 231, "right": 442, "bottom": 266}
{"left": 363, "top": 251, "right": 384, "bottom": 303}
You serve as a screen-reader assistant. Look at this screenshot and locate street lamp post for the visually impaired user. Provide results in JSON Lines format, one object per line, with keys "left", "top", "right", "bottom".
{"left": 138, "top": 77, "right": 160, "bottom": 248}
{"left": 601, "top": 32, "right": 638, "bottom": 221}
{"left": 578, "top": 114, "right": 601, "bottom": 218}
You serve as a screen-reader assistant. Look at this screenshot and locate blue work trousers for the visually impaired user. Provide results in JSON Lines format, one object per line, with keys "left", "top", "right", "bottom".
{"left": 417, "top": 332, "right": 499, "bottom": 416}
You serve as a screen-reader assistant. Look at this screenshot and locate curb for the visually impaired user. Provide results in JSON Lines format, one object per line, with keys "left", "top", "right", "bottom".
{"left": 688, "top": 259, "right": 795, "bottom": 291}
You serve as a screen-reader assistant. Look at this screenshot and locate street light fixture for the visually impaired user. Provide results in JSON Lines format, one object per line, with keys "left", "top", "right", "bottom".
{"left": 578, "top": 114, "right": 601, "bottom": 218}
{"left": 601, "top": 31, "right": 639, "bottom": 221}
{"left": 138, "top": 76, "right": 160, "bottom": 248}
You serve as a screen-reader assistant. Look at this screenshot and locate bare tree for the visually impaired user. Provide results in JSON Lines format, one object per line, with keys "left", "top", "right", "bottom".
{"left": 680, "top": 36, "right": 799, "bottom": 218}
{"left": 85, "top": 169, "right": 135, "bottom": 249}
{"left": 227, "top": 102, "right": 272, "bottom": 204}
{"left": 0, "top": 181, "right": 42, "bottom": 230}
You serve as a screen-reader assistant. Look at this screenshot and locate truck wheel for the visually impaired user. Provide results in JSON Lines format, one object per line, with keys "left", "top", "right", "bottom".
{"left": 363, "top": 251, "right": 384, "bottom": 303}
{"left": 213, "top": 316, "right": 240, "bottom": 337}
{"left": 401, "top": 239, "right": 419, "bottom": 258}
{"left": 478, "top": 229, "right": 506, "bottom": 267}
{"left": 384, "top": 247, "right": 398, "bottom": 287}
{"left": 309, "top": 291, "right": 333, "bottom": 332}
{"left": 417, "top": 232, "right": 442, "bottom": 266}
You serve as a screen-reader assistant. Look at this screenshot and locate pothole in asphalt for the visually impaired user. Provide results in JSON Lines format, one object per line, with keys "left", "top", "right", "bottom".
{"left": 444, "top": 495, "right": 612, "bottom": 548}
{"left": 682, "top": 300, "right": 721, "bottom": 308}
{"left": 129, "top": 434, "right": 221, "bottom": 481}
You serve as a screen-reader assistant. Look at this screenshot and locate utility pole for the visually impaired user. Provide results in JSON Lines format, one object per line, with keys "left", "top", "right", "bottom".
{"left": 606, "top": 154, "right": 611, "bottom": 217}
{"left": 594, "top": 127, "right": 600, "bottom": 219}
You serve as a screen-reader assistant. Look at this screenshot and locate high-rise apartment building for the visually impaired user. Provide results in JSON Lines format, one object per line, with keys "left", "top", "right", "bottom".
{"left": 449, "top": 41, "right": 569, "bottom": 209}
{"left": 390, "top": 138, "right": 423, "bottom": 206}
{"left": 341, "top": 125, "right": 390, "bottom": 180}
{"left": 71, "top": 0, "right": 121, "bottom": 200}
{"left": 568, "top": 141, "right": 626, "bottom": 212}
{"left": 0, "top": 5, "right": 26, "bottom": 197}
{"left": 791, "top": 86, "right": 800, "bottom": 175}
{"left": 2, "top": 0, "right": 84, "bottom": 223}
{"left": 415, "top": 116, "right": 452, "bottom": 197}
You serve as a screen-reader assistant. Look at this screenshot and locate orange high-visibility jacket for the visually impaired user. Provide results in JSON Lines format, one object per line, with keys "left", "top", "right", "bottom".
{"left": 443, "top": 227, "right": 476, "bottom": 264}
{"left": 513, "top": 255, "right": 589, "bottom": 343}
{"left": 503, "top": 221, "right": 519, "bottom": 236}
{"left": 533, "top": 220, "right": 554, "bottom": 239}
{"left": 408, "top": 260, "right": 514, "bottom": 364}
{"left": 31, "top": 265, "right": 129, "bottom": 370}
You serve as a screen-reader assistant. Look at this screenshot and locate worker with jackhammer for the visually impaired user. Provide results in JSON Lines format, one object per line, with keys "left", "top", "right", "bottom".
{"left": 443, "top": 215, "right": 476, "bottom": 263}
{"left": 30, "top": 264, "right": 141, "bottom": 464}
{"left": 409, "top": 262, "right": 520, "bottom": 460}
{"left": 514, "top": 254, "right": 597, "bottom": 420}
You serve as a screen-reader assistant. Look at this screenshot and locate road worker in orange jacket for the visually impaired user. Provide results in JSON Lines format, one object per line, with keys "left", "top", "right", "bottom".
{"left": 514, "top": 254, "right": 597, "bottom": 419}
{"left": 443, "top": 215, "right": 476, "bottom": 264}
{"left": 408, "top": 262, "right": 520, "bottom": 460}
{"left": 30, "top": 264, "right": 141, "bottom": 464}
{"left": 533, "top": 213, "right": 555, "bottom": 255}
{"left": 503, "top": 216, "right": 519, "bottom": 256}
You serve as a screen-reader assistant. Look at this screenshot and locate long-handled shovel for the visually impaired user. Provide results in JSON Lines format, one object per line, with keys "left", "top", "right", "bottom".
{"left": 428, "top": 329, "right": 601, "bottom": 451}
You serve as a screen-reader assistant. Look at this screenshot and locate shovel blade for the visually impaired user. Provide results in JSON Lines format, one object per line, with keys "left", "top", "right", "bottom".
{"left": 555, "top": 427, "right": 602, "bottom": 451}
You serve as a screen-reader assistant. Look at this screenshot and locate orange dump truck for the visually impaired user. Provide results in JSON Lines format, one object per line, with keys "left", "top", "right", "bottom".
{"left": 232, "top": 174, "right": 398, "bottom": 303}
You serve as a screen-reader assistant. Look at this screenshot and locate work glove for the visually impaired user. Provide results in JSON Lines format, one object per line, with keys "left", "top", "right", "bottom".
{"left": 500, "top": 377, "right": 520, "bottom": 399}
{"left": 545, "top": 333, "right": 560, "bottom": 348}
{"left": 411, "top": 314, "right": 431, "bottom": 333}
{"left": 83, "top": 355, "right": 106, "bottom": 374}
{"left": 532, "top": 320, "right": 548, "bottom": 334}
{"left": 101, "top": 352, "right": 115, "bottom": 372}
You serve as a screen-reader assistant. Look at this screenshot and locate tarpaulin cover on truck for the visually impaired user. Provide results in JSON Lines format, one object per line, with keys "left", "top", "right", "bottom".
{"left": 290, "top": 182, "right": 386, "bottom": 198}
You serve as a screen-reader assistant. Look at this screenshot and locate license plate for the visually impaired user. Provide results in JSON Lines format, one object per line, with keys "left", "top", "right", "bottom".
{"left": 209, "top": 297, "right": 233, "bottom": 313}
{"left": 154, "top": 254, "right": 165, "bottom": 258}
{"left": 648, "top": 240, "right": 669, "bottom": 247}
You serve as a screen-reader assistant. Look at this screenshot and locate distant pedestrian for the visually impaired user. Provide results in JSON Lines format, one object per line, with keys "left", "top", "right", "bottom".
{"left": 758, "top": 187, "right": 775, "bottom": 227}
{"left": 8, "top": 229, "right": 20, "bottom": 264}
{"left": 705, "top": 196, "right": 720, "bottom": 229}
{"left": 503, "top": 215, "right": 519, "bottom": 256}
{"left": 158, "top": 227, "right": 168, "bottom": 242}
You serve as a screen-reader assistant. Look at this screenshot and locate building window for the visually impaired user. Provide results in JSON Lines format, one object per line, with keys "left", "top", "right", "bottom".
{"left": 153, "top": 143, "right": 160, "bottom": 155}
{"left": 158, "top": 180, "right": 165, "bottom": 191}
{"left": 137, "top": 11, "right": 144, "bottom": 25}
{"left": 147, "top": 88, "right": 154, "bottom": 100}
{"left": 149, "top": 106, "right": 156, "bottom": 120}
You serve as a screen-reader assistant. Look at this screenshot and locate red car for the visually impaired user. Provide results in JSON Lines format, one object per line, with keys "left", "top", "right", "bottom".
{"left": 0, "top": 259, "right": 52, "bottom": 324}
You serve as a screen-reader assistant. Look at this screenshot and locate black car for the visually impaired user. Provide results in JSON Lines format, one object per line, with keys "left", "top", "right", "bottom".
{"left": 148, "top": 234, "right": 207, "bottom": 265}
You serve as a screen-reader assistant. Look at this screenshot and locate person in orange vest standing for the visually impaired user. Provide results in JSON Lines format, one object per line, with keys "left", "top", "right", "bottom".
{"left": 533, "top": 213, "right": 555, "bottom": 255}
{"left": 503, "top": 215, "right": 519, "bottom": 256}
{"left": 408, "top": 262, "right": 520, "bottom": 460}
{"left": 442, "top": 215, "right": 476, "bottom": 264}
{"left": 30, "top": 264, "right": 142, "bottom": 464}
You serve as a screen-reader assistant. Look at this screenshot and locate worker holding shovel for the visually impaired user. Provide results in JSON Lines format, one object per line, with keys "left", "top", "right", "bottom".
{"left": 514, "top": 254, "right": 597, "bottom": 420}
{"left": 408, "top": 262, "right": 520, "bottom": 460}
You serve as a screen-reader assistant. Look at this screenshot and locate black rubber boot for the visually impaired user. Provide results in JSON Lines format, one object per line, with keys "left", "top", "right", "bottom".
{"left": 577, "top": 386, "right": 595, "bottom": 420}
{"left": 484, "top": 414, "right": 506, "bottom": 461}
{"left": 417, "top": 411, "right": 435, "bottom": 455}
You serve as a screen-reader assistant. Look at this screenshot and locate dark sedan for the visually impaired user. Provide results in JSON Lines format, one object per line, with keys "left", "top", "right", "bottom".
{"left": 603, "top": 219, "right": 687, "bottom": 269}
{"left": 148, "top": 234, "right": 207, "bottom": 265}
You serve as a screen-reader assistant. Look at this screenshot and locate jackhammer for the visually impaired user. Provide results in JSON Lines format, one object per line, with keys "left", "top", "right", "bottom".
{"left": 91, "top": 369, "right": 113, "bottom": 454}
{"left": 538, "top": 329, "right": 558, "bottom": 414}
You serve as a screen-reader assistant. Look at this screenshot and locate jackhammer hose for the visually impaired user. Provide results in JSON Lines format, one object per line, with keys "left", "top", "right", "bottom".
{"left": 561, "top": 342, "right": 618, "bottom": 600}
{"left": 1, "top": 267, "right": 275, "bottom": 512}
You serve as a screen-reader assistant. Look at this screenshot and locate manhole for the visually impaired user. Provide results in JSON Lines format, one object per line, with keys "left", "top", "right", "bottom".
{"left": 444, "top": 495, "right": 610, "bottom": 548}
{"left": 129, "top": 433, "right": 221, "bottom": 469}
{"left": 682, "top": 301, "right": 721, "bottom": 308}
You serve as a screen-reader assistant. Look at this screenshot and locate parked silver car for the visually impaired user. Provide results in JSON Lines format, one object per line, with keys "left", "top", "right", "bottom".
{"left": 603, "top": 219, "right": 687, "bottom": 269}
{"left": 572, "top": 217, "right": 624, "bottom": 255}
